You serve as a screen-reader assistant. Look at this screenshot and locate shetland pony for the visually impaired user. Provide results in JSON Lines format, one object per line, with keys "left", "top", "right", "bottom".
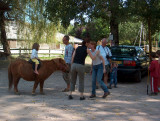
{"left": 8, "top": 58, "right": 69, "bottom": 95}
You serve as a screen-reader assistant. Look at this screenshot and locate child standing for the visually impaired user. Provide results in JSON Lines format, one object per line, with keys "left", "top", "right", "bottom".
{"left": 156, "top": 50, "right": 160, "bottom": 92}
{"left": 149, "top": 52, "right": 159, "bottom": 95}
{"left": 109, "top": 62, "right": 118, "bottom": 89}
{"left": 31, "top": 43, "right": 40, "bottom": 75}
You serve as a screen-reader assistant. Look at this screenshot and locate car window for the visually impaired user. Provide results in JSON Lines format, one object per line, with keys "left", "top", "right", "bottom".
{"left": 136, "top": 48, "right": 147, "bottom": 57}
{"left": 111, "top": 47, "right": 136, "bottom": 56}
{"left": 140, "top": 50, "right": 146, "bottom": 57}
{"left": 136, "top": 49, "right": 141, "bottom": 57}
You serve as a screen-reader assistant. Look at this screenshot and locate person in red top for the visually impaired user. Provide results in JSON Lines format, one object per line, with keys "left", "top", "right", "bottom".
{"left": 156, "top": 50, "right": 160, "bottom": 92}
{"left": 149, "top": 52, "right": 160, "bottom": 95}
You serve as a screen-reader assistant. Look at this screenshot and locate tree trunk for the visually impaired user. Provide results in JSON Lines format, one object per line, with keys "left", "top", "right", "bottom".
{"left": 148, "top": 17, "right": 152, "bottom": 63}
{"left": 109, "top": 0, "right": 119, "bottom": 46}
{"left": 0, "top": 11, "right": 11, "bottom": 54}
{"left": 110, "top": 18, "right": 119, "bottom": 46}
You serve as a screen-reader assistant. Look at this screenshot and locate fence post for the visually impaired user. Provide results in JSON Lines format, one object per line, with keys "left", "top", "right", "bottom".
{"left": 62, "top": 49, "right": 64, "bottom": 55}
{"left": 19, "top": 47, "right": 21, "bottom": 56}
{"left": 49, "top": 48, "right": 50, "bottom": 58}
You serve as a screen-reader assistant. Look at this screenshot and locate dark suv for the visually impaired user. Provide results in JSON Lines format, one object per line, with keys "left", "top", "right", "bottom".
{"left": 110, "top": 45, "right": 149, "bottom": 82}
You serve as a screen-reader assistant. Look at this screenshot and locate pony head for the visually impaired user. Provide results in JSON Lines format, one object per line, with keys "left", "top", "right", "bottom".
{"left": 53, "top": 58, "right": 69, "bottom": 73}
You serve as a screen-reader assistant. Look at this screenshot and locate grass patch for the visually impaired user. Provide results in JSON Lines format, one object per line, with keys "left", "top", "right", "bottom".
{"left": 10, "top": 54, "right": 64, "bottom": 60}
{"left": 40, "top": 55, "right": 64, "bottom": 60}
{"left": 0, "top": 55, "right": 92, "bottom": 70}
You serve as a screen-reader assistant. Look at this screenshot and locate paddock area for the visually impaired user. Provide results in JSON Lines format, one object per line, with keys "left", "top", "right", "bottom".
{"left": 0, "top": 61, "right": 160, "bottom": 121}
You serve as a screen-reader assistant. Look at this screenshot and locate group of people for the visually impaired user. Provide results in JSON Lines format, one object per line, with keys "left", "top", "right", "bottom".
{"left": 29, "top": 35, "right": 118, "bottom": 100}
{"left": 62, "top": 35, "right": 118, "bottom": 100}
{"left": 30, "top": 37, "right": 160, "bottom": 99}
{"left": 149, "top": 50, "right": 160, "bottom": 96}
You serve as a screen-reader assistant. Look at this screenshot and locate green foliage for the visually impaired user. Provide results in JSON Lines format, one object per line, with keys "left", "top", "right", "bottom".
{"left": 67, "top": 18, "right": 110, "bottom": 41}
{"left": 128, "top": 0, "right": 160, "bottom": 35}
{"left": 45, "top": 0, "right": 160, "bottom": 46}
{"left": 119, "top": 39, "right": 132, "bottom": 45}
{"left": 40, "top": 55, "right": 64, "bottom": 60}
{"left": 119, "top": 21, "right": 141, "bottom": 45}
{"left": 45, "top": 0, "right": 133, "bottom": 45}
{"left": 86, "top": 18, "right": 110, "bottom": 41}
{"left": 58, "top": 24, "right": 74, "bottom": 35}
{"left": 45, "top": 0, "right": 111, "bottom": 28}
{"left": 5, "top": 0, "right": 58, "bottom": 45}
{"left": 45, "top": 0, "right": 84, "bottom": 28}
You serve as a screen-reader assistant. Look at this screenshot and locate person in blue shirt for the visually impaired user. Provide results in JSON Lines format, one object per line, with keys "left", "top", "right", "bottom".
{"left": 62, "top": 35, "right": 74, "bottom": 92}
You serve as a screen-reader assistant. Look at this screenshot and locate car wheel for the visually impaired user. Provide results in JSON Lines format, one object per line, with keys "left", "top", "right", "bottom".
{"left": 135, "top": 70, "right": 141, "bottom": 82}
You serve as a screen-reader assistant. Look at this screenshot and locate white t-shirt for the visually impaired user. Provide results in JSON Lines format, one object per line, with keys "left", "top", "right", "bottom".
{"left": 96, "top": 45, "right": 112, "bottom": 65}
{"left": 91, "top": 50, "right": 102, "bottom": 65}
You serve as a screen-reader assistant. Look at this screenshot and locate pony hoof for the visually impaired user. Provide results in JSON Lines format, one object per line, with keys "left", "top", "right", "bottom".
{"left": 32, "top": 93, "right": 36, "bottom": 96}
{"left": 40, "top": 92, "right": 45, "bottom": 95}
{"left": 14, "top": 92, "right": 20, "bottom": 95}
{"left": 8, "top": 88, "right": 12, "bottom": 91}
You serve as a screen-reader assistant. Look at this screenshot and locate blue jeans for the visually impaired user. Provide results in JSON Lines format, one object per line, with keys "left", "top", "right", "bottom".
{"left": 92, "top": 63, "right": 109, "bottom": 95}
{"left": 110, "top": 73, "right": 117, "bottom": 86}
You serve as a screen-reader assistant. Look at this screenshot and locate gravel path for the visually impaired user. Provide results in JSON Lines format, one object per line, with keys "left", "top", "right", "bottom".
{"left": 0, "top": 66, "right": 160, "bottom": 121}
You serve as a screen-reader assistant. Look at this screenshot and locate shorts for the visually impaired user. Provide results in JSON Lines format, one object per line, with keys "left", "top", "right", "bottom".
{"left": 105, "top": 64, "right": 110, "bottom": 74}
{"left": 32, "top": 58, "right": 39, "bottom": 64}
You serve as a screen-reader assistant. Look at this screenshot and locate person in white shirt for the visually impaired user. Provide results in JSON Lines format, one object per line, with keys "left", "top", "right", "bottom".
{"left": 62, "top": 35, "right": 74, "bottom": 92}
{"left": 31, "top": 43, "right": 40, "bottom": 75}
{"left": 96, "top": 38, "right": 112, "bottom": 85}
{"left": 89, "top": 41, "right": 110, "bottom": 98}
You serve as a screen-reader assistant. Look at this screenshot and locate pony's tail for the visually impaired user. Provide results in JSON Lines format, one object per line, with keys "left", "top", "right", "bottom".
{"left": 8, "top": 64, "right": 13, "bottom": 90}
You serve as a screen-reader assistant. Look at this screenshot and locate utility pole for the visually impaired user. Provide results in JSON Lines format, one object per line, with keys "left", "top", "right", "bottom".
{"left": 139, "top": 23, "right": 143, "bottom": 47}
{"left": 148, "top": 17, "right": 152, "bottom": 62}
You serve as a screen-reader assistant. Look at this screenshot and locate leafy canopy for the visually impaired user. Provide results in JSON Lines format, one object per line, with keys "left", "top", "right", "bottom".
{"left": 4, "top": 0, "right": 57, "bottom": 45}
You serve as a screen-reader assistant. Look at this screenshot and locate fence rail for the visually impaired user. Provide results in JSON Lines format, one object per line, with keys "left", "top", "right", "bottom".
{"left": 0, "top": 48, "right": 64, "bottom": 57}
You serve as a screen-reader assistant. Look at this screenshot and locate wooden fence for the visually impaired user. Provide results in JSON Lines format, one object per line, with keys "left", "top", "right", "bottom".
{"left": 0, "top": 48, "right": 64, "bottom": 57}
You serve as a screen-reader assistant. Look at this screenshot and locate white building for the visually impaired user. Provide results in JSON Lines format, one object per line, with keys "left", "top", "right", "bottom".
{"left": 4, "top": 21, "right": 83, "bottom": 49}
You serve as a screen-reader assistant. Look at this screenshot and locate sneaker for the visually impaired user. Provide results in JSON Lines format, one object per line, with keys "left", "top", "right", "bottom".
{"left": 114, "top": 85, "right": 117, "bottom": 88}
{"left": 68, "top": 95, "right": 73, "bottom": 100}
{"left": 108, "top": 85, "right": 112, "bottom": 89}
{"left": 96, "top": 86, "right": 99, "bottom": 89}
{"left": 89, "top": 94, "right": 96, "bottom": 98}
{"left": 149, "top": 92, "right": 158, "bottom": 96}
{"left": 80, "top": 96, "right": 85, "bottom": 100}
{"left": 154, "top": 92, "right": 158, "bottom": 95}
{"left": 102, "top": 92, "right": 110, "bottom": 98}
{"left": 62, "top": 88, "right": 70, "bottom": 92}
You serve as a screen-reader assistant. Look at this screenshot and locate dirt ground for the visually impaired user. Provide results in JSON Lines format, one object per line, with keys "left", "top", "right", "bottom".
{"left": 0, "top": 61, "right": 160, "bottom": 121}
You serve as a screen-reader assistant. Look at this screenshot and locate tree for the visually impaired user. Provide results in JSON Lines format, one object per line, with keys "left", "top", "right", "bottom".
{"left": 128, "top": 0, "right": 160, "bottom": 60}
{"left": 0, "top": 0, "right": 11, "bottom": 53}
{"left": 0, "top": 0, "right": 57, "bottom": 53}
{"left": 119, "top": 21, "right": 141, "bottom": 45}
{"left": 45, "top": 0, "right": 129, "bottom": 45}
{"left": 68, "top": 18, "right": 110, "bottom": 41}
